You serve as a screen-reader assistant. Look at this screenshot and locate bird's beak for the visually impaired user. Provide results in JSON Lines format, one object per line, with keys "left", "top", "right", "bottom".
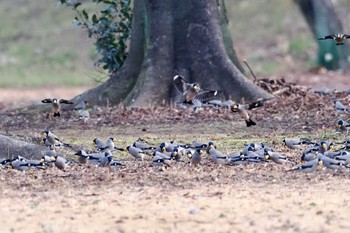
{"left": 40, "top": 158, "right": 45, "bottom": 163}
{"left": 330, "top": 145, "right": 335, "bottom": 151}
{"left": 265, "top": 155, "right": 269, "bottom": 160}
{"left": 282, "top": 142, "right": 286, "bottom": 147}
{"left": 322, "top": 144, "right": 327, "bottom": 150}
{"left": 42, "top": 133, "right": 47, "bottom": 137}
{"left": 318, "top": 160, "right": 323, "bottom": 166}
{"left": 194, "top": 86, "right": 198, "bottom": 91}
{"left": 51, "top": 156, "right": 56, "bottom": 162}
{"left": 338, "top": 125, "right": 342, "bottom": 128}
{"left": 40, "top": 140, "right": 45, "bottom": 145}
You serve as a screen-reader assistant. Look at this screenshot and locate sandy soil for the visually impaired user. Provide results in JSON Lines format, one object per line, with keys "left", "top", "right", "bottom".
{"left": 1, "top": 163, "right": 350, "bottom": 233}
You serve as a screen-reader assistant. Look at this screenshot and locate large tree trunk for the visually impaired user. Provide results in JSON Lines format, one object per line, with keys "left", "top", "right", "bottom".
{"left": 71, "top": 0, "right": 272, "bottom": 107}
{"left": 294, "top": 0, "right": 350, "bottom": 70}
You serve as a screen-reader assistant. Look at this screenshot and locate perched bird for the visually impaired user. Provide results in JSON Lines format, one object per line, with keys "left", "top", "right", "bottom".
{"left": 287, "top": 157, "right": 323, "bottom": 173}
{"left": 78, "top": 110, "right": 90, "bottom": 123}
{"left": 282, "top": 138, "right": 313, "bottom": 149}
{"left": 152, "top": 151, "right": 173, "bottom": 166}
{"left": 9, "top": 157, "right": 45, "bottom": 171}
{"left": 171, "top": 147, "right": 183, "bottom": 162}
{"left": 208, "top": 144, "right": 228, "bottom": 165}
{"left": 42, "top": 130, "right": 69, "bottom": 147}
{"left": 334, "top": 151, "right": 350, "bottom": 164}
{"left": 89, "top": 151, "right": 112, "bottom": 166}
{"left": 93, "top": 138, "right": 106, "bottom": 151}
{"left": 335, "top": 100, "right": 350, "bottom": 114}
{"left": 318, "top": 33, "right": 350, "bottom": 45}
{"left": 246, "top": 142, "right": 265, "bottom": 151}
{"left": 40, "top": 138, "right": 70, "bottom": 148}
{"left": 227, "top": 152, "right": 248, "bottom": 165}
{"left": 246, "top": 151, "right": 267, "bottom": 163}
{"left": 52, "top": 155, "right": 68, "bottom": 170}
{"left": 96, "top": 152, "right": 113, "bottom": 167}
{"left": 133, "top": 141, "right": 156, "bottom": 150}
{"left": 317, "top": 154, "right": 344, "bottom": 170}
{"left": 74, "top": 150, "right": 93, "bottom": 164}
{"left": 126, "top": 145, "right": 147, "bottom": 161}
{"left": 189, "top": 149, "right": 204, "bottom": 166}
{"left": 337, "top": 119, "right": 350, "bottom": 133}
{"left": 301, "top": 150, "right": 318, "bottom": 162}
{"left": 192, "top": 140, "right": 208, "bottom": 149}
{"left": 318, "top": 141, "right": 335, "bottom": 154}
{"left": 265, "top": 151, "right": 289, "bottom": 165}
{"left": 41, "top": 98, "right": 73, "bottom": 117}
{"left": 100, "top": 138, "right": 124, "bottom": 152}
{"left": 74, "top": 100, "right": 89, "bottom": 110}
{"left": 173, "top": 75, "right": 222, "bottom": 104}
{"left": 231, "top": 104, "right": 256, "bottom": 127}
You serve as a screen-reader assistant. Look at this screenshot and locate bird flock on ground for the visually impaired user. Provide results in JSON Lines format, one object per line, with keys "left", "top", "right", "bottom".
{"left": 2, "top": 128, "right": 350, "bottom": 174}
{"left": 3, "top": 32, "right": 350, "bottom": 174}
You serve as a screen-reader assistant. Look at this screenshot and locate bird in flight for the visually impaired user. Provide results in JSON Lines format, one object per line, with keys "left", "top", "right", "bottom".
{"left": 318, "top": 33, "right": 350, "bottom": 45}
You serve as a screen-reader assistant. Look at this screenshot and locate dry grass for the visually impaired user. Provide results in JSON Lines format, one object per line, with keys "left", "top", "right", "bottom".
{"left": 1, "top": 87, "right": 350, "bottom": 232}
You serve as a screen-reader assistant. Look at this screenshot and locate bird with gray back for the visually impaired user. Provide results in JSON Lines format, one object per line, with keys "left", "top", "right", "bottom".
{"left": 287, "top": 157, "right": 323, "bottom": 173}
{"left": 133, "top": 141, "right": 156, "bottom": 150}
{"left": 301, "top": 149, "right": 318, "bottom": 162}
{"left": 208, "top": 143, "right": 228, "bottom": 165}
{"left": 97, "top": 152, "right": 113, "bottom": 167}
{"left": 74, "top": 150, "right": 89, "bottom": 164}
{"left": 52, "top": 156, "right": 68, "bottom": 170}
{"left": 78, "top": 110, "right": 90, "bottom": 123}
{"left": 42, "top": 130, "right": 70, "bottom": 147}
{"left": 127, "top": 145, "right": 147, "bottom": 161}
{"left": 265, "top": 151, "right": 289, "bottom": 165}
{"left": 335, "top": 100, "right": 350, "bottom": 114}
{"left": 282, "top": 138, "right": 313, "bottom": 149}
{"left": 334, "top": 151, "right": 350, "bottom": 164}
{"left": 337, "top": 119, "right": 350, "bottom": 133}
{"left": 190, "top": 149, "right": 204, "bottom": 166}
{"left": 318, "top": 154, "right": 346, "bottom": 170}
{"left": 93, "top": 138, "right": 107, "bottom": 151}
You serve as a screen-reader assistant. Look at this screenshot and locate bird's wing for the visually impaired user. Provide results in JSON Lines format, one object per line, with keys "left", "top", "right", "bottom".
{"left": 194, "top": 90, "right": 223, "bottom": 102}
{"left": 318, "top": 35, "right": 334, "bottom": 40}
{"left": 344, "top": 34, "right": 350, "bottom": 39}
{"left": 173, "top": 75, "right": 188, "bottom": 94}
{"left": 41, "top": 98, "right": 53, "bottom": 103}
{"left": 59, "top": 99, "right": 74, "bottom": 104}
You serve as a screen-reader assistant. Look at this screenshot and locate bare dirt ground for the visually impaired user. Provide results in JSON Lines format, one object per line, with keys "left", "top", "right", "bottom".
{"left": 1, "top": 76, "right": 350, "bottom": 233}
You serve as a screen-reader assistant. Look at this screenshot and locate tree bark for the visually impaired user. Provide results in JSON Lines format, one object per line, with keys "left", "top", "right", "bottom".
{"left": 69, "top": 0, "right": 272, "bottom": 107}
{"left": 294, "top": 0, "right": 350, "bottom": 70}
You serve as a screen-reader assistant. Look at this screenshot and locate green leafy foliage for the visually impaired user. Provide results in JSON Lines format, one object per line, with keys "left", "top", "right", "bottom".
{"left": 59, "top": 0, "right": 132, "bottom": 73}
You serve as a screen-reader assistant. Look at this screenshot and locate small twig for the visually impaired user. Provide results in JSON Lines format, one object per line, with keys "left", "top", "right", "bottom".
{"left": 243, "top": 59, "right": 257, "bottom": 82}
{"left": 272, "top": 87, "right": 291, "bottom": 96}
